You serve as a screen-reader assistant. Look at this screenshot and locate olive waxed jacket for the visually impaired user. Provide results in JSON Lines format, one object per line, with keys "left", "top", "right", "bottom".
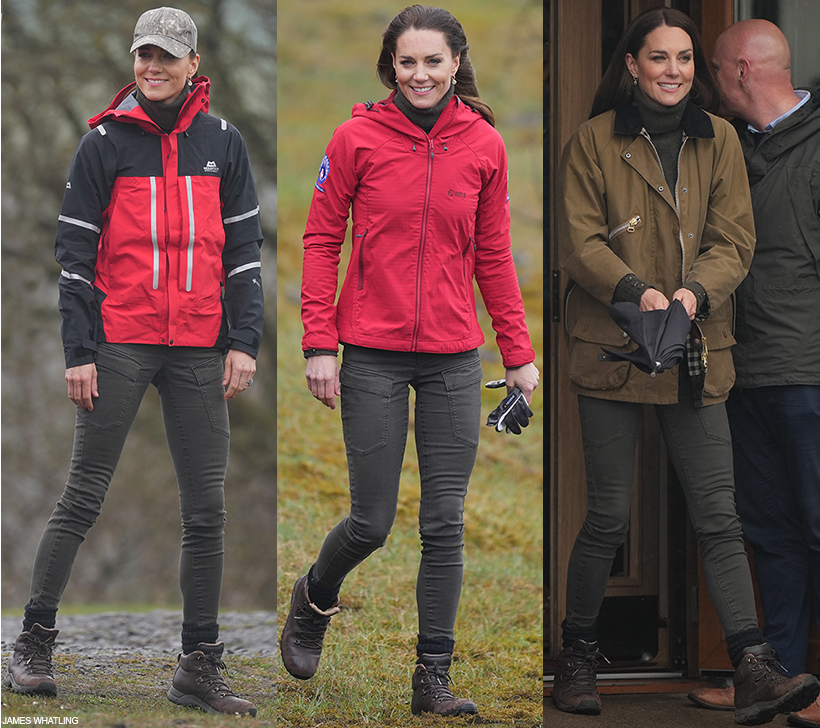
{"left": 557, "top": 101, "right": 756, "bottom": 405}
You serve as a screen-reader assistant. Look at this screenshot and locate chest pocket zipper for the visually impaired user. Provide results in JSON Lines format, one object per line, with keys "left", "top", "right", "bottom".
{"left": 608, "top": 215, "right": 642, "bottom": 241}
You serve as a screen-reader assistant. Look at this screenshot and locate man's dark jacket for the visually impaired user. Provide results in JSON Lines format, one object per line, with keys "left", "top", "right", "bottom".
{"left": 731, "top": 88, "right": 820, "bottom": 388}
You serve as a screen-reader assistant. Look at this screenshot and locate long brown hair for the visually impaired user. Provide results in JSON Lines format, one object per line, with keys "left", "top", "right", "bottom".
{"left": 376, "top": 4, "right": 494, "bottom": 126}
{"left": 590, "top": 8, "right": 719, "bottom": 119}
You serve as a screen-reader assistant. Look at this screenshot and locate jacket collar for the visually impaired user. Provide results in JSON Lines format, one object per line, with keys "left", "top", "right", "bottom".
{"left": 351, "top": 91, "right": 482, "bottom": 140}
{"left": 88, "top": 76, "right": 210, "bottom": 135}
{"left": 614, "top": 98, "right": 715, "bottom": 139}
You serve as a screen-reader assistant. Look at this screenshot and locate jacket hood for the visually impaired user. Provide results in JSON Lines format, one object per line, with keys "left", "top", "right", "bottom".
{"left": 88, "top": 75, "right": 211, "bottom": 134}
{"left": 350, "top": 91, "right": 487, "bottom": 140}
{"left": 614, "top": 97, "right": 715, "bottom": 139}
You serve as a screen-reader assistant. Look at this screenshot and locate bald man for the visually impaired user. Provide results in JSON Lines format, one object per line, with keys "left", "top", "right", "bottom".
{"left": 688, "top": 19, "right": 820, "bottom": 728}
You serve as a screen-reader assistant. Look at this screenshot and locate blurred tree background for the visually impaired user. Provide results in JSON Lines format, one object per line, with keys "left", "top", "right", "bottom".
{"left": 1, "top": 0, "right": 277, "bottom": 613}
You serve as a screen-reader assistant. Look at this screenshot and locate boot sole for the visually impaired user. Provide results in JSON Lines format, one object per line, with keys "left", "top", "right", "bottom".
{"left": 688, "top": 693, "right": 734, "bottom": 712}
{"left": 552, "top": 694, "right": 602, "bottom": 715}
{"left": 167, "top": 687, "right": 258, "bottom": 717}
{"left": 735, "top": 677, "right": 820, "bottom": 726}
{"left": 2, "top": 671, "right": 57, "bottom": 697}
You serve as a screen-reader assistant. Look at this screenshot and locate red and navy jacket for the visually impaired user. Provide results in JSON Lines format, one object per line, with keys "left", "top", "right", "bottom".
{"left": 56, "top": 76, "right": 264, "bottom": 368}
{"left": 301, "top": 93, "right": 534, "bottom": 368}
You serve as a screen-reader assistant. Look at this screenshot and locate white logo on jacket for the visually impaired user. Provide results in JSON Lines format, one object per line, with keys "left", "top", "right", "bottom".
{"left": 203, "top": 161, "right": 220, "bottom": 173}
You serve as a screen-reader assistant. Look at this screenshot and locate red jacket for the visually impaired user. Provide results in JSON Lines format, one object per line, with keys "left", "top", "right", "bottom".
{"left": 301, "top": 93, "right": 534, "bottom": 368}
{"left": 56, "top": 77, "right": 264, "bottom": 367}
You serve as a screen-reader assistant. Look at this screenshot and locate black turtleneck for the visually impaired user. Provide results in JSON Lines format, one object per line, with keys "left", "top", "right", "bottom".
{"left": 633, "top": 85, "right": 688, "bottom": 199}
{"left": 135, "top": 84, "right": 191, "bottom": 134}
{"left": 393, "top": 84, "right": 455, "bottom": 134}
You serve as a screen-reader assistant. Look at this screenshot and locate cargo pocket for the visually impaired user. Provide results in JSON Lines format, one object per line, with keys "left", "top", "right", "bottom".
{"left": 87, "top": 344, "right": 143, "bottom": 431}
{"left": 568, "top": 315, "right": 632, "bottom": 391}
{"left": 442, "top": 355, "right": 482, "bottom": 448}
{"left": 192, "top": 354, "right": 230, "bottom": 438}
{"left": 340, "top": 364, "right": 393, "bottom": 456}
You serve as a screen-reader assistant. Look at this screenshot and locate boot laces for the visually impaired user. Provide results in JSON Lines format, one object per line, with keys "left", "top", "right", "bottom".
{"left": 196, "top": 653, "right": 237, "bottom": 699}
{"left": 565, "top": 647, "right": 608, "bottom": 693}
{"left": 21, "top": 634, "right": 55, "bottom": 677}
{"left": 293, "top": 604, "right": 333, "bottom": 649}
{"left": 419, "top": 663, "right": 459, "bottom": 704}
{"left": 749, "top": 652, "right": 789, "bottom": 685}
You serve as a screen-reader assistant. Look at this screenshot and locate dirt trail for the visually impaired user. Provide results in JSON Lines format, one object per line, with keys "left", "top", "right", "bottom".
{"left": 1, "top": 610, "right": 277, "bottom": 657}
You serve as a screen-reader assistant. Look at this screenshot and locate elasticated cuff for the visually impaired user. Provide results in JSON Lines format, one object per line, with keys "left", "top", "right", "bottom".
{"left": 612, "top": 273, "right": 652, "bottom": 306}
{"left": 683, "top": 281, "right": 711, "bottom": 321}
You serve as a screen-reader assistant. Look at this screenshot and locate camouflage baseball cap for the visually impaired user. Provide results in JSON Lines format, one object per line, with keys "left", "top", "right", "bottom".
{"left": 130, "top": 7, "right": 197, "bottom": 58}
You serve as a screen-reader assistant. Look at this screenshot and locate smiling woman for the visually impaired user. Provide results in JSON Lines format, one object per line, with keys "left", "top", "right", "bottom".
{"left": 3, "top": 5, "right": 264, "bottom": 717}
{"left": 625, "top": 25, "right": 694, "bottom": 107}
{"left": 133, "top": 45, "right": 199, "bottom": 104}
{"left": 280, "top": 2, "right": 538, "bottom": 719}
{"left": 393, "top": 29, "right": 459, "bottom": 109}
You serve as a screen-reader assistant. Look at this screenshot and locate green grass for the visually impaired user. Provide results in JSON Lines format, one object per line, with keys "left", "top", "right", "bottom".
{"left": 276, "top": 288, "right": 543, "bottom": 726}
{"left": 0, "top": 654, "right": 276, "bottom": 727}
{"left": 275, "top": 1, "right": 543, "bottom": 723}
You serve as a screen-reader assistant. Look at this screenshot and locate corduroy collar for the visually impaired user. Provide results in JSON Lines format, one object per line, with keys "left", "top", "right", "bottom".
{"left": 614, "top": 97, "right": 715, "bottom": 139}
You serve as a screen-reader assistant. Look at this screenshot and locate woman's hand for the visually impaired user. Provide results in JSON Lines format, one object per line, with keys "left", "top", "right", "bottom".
{"left": 505, "top": 361, "right": 540, "bottom": 404}
{"left": 639, "top": 287, "right": 670, "bottom": 312}
{"left": 672, "top": 288, "right": 698, "bottom": 321}
{"left": 306, "top": 355, "right": 341, "bottom": 410}
{"left": 66, "top": 363, "right": 99, "bottom": 411}
{"left": 223, "top": 349, "right": 257, "bottom": 400}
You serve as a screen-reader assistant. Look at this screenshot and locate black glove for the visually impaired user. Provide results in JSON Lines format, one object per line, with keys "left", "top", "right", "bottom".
{"left": 486, "top": 386, "right": 533, "bottom": 435}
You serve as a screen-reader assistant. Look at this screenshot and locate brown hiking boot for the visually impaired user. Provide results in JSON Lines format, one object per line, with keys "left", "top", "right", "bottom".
{"left": 410, "top": 653, "right": 478, "bottom": 716}
{"left": 688, "top": 684, "right": 735, "bottom": 711}
{"left": 551, "top": 639, "right": 605, "bottom": 715}
{"left": 734, "top": 643, "right": 820, "bottom": 726}
{"left": 280, "top": 574, "right": 339, "bottom": 680}
{"left": 3, "top": 624, "right": 59, "bottom": 696}
{"left": 167, "top": 642, "right": 257, "bottom": 716}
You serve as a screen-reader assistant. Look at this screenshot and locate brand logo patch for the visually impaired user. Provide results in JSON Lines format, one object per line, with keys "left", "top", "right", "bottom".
{"left": 448, "top": 189, "right": 466, "bottom": 198}
{"left": 315, "top": 154, "right": 330, "bottom": 193}
{"left": 203, "top": 161, "right": 220, "bottom": 173}
{"left": 66, "top": 181, "right": 72, "bottom": 189}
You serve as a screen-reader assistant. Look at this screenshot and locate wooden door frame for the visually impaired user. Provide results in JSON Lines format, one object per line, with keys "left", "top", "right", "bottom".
{"left": 547, "top": 0, "right": 736, "bottom": 670}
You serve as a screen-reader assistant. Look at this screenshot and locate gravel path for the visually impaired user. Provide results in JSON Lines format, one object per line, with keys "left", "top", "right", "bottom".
{"left": 1, "top": 610, "right": 277, "bottom": 657}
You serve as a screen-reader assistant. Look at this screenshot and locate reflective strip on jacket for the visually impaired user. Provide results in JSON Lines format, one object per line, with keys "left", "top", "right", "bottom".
{"left": 301, "top": 92, "right": 534, "bottom": 368}
{"left": 557, "top": 101, "right": 756, "bottom": 405}
{"left": 56, "top": 76, "right": 264, "bottom": 368}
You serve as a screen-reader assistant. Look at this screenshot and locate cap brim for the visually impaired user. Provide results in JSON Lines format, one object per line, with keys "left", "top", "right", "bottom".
{"left": 130, "top": 34, "right": 193, "bottom": 58}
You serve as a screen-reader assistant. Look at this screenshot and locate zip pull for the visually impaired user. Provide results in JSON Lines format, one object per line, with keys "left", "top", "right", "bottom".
{"left": 429, "top": 139, "right": 435, "bottom": 159}
{"left": 443, "top": 142, "right": 448, "bottom": 151}
{"left": 627, "top": 215, "right": 641, "bottom": 232}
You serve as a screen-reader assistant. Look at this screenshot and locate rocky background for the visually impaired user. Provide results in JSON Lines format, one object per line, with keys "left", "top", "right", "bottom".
{"left": 1, "top": 0, "right": 277, "bottom": 612}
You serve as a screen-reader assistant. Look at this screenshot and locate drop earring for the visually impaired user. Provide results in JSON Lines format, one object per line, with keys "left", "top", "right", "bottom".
{"left": 451, "top": 75, "right": 457, "bottom": 86}
{"left": 632, "top": 76, "right": 638, "bottom": 86}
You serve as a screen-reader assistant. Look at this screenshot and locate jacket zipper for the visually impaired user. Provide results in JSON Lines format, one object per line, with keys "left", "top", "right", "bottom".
{"left": 412, "top": 138, "right": 436, "bottom": 349}
{"left": 641, "top": 129, "right": 688, "bottom": 285}
{"left": 608, "top": 215, "right": 642, "bottom": 241}
{"left": 356, "top": 229, "right": 368, "bottom": 290}
{"left": 675, "top": 135, "right": 688, "bottom": 285}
